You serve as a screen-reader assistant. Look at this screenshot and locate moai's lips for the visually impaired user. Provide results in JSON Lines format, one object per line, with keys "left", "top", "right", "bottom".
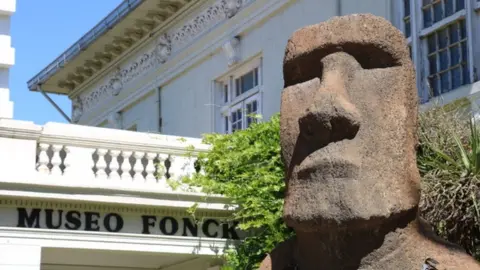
{"left": 296, "top": 140, "right": 360, "bottom": 181}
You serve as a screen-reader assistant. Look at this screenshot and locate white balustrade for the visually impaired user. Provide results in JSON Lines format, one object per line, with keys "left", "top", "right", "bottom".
{"left": 0, "top": 120, "right": 210, "bottom": 193}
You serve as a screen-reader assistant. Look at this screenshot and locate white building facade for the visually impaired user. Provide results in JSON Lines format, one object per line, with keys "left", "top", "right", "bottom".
{"left": 0, "top": 0, "right": 15, "bottom": 119}
{"left": 0, "top": 0, "right": 475, "bottom": 269}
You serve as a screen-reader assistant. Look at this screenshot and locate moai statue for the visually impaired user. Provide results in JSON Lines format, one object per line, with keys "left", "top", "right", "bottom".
{"left": 259, "top": 14, "right": 480, "bottom": 270}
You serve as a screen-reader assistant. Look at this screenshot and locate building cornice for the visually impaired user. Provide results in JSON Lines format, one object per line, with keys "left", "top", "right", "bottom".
{"left": 27, "top": 0, "right": 196, "bottom": 95}
{"left": 69, "top": 0, "right": 253, "bottom": 123}
{"left": 84, "top": 0, "right": 294, "bottom": 126}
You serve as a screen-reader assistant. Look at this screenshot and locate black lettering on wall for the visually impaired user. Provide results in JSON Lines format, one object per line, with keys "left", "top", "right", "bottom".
{"left": 65, "top": 211, "right": 81, "bottom": 230}
{"left": 141, "top": 215, "right": 156, "bottom": 234}
{"left": 17, "top": 208, "right": 41, "bottom": 228}
{"left": 159, "top": 217, "right": 178, "bottom": 236}
{"left": 182, "top": 218, "right": 198, "bottom": 237}
{"left": 103, "top": 213, "right": 123, "bottom": 232}
{"left": 45, "top": 209, "right": 62, "bottom": 229}
{"left": 202, "top": 219, "right": 219, "bottom": 238}
{"left": 222, "top": 221, "right": 239, "bottom": 240}
{"left": 85, "top": 212, "right": 100, "bottom": 231}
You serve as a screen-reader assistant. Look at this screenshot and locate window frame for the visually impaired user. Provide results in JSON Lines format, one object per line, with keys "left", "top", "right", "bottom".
{"left": 216, "top": 57, "right": 263, "bottom": 134}
{"left": 395, "top": 0, "right": 478, "bottom": 103}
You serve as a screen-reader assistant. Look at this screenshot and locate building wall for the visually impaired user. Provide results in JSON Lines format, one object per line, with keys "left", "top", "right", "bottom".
{"left": 91, "top": 0, "right": 393, "bottom": 137}
{"left": 0, "top": 0, "right": 15, "bottom": 119}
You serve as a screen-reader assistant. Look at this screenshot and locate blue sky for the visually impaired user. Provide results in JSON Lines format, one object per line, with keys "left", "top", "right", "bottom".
{"left": 10, "top": 0, "right": 123, "bottom": 124}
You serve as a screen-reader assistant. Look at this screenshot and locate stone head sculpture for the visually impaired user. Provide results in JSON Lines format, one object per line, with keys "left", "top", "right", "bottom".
{"left": 280, "top": 14, "right": 420, "bottom": 233}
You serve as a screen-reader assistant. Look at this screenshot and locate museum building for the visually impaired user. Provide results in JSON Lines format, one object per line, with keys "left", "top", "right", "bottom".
{"left": 0, "top": 0, "right": 479, "bottom": 269}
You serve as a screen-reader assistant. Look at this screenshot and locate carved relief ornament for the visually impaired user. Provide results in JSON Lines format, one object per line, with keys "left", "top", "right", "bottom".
{"left": 222, "top": 36, "right": 241, "bottom": 66}
{"left": 78, "top": 0, "right": 253, "bottom": 112}
{"left": 154, "top": 34, "right": 172, "bottom": 64}
{"left": 71, "top": 97, "right": 83, "bottom": 123}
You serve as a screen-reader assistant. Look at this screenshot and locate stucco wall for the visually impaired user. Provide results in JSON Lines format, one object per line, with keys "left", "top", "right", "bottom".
{"left": 79, "top": 0, "right": 395, "bottom": 137}
{"left": 121, "top": 91, "right": 158, "bottom": 132}
{"left": 157, "top": 0, "right": 394, "bottom": 137}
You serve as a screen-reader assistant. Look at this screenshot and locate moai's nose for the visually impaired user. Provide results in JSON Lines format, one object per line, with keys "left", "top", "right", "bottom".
{"left": 298, "top": 53, "right": 361, "bottom": 150}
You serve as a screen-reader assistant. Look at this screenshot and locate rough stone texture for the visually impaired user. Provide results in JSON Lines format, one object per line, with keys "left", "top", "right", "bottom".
{"left": 259, "top": 14, "right": 480, "bottom": 269}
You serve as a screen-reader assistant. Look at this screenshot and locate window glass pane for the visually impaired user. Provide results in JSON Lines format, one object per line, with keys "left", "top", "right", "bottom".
{"left": 246, "top": 100, "right": 258, "bottom": 128}
{"left": 462, "top": 64, "right": 470, "bottom": 84}
{"left": 241, "top": 71, "right": 255, "bottom": 94}
{"left": 456, "top": 0, "right": 465, "bottom": 11}
{"left": 429, "top": 76, "right": 440, "bottom": 96}
{"left": 445, "top": 0, "right": 454, "bottom": 16}
{"left": 224, "top": 116, "right": 229, "bottom": 133}
{"left": 231, "top": 109, "right": 242, "bottom": 132}
{"left": 461, "top": 41, "right": 468, "bottom": 62}
{"left": 452, "top": 67, "right": 462, "bottom": 88}
{"left": 429, "top": 55, "right": 437, "bottom": 74}
{"left": 433, "top": 2, "right": 443, "bottom": 23}
{"left": 246, "top": 103, "right": 252, "bottom": 114}
{"left": 405, "top": 20, "right": 411, "bottom": 37}
{"left": 254, "top": 67, "right": 259, "bottom": 86}
{"left": 450, "top": 45, "right": 460, "bottom": 65}
{"left": 438, "top": 28, "right": 448, "bottom": 49}
{"left": 449, "top": 23, "right": 459, "bottom": 43}
{"left": 439, "top": 50, "right": 449, "bottom": 71}
{"left": 427, "top": 34, "right": 437, "bottom": 53}
{"left": 460, "top": 20, "right": 466, "bottom": 39}
{"left": 440, "top": 72, "right": 450, "bottom": 92}
{"left": 224, "top": 84, "right": 228, "bottom": 103}
{"left": 235, "top": 79, "right": 240, "bottom": 96}
{"left": 404, "top": 0, "right": 410, "bottom": 16}
{"left": 423, "top": 8, "right": 433, "bottom": 28}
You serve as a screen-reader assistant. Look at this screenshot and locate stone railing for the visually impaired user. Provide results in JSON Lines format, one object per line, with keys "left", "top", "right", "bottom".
{"left": 0, "top": 119, "right": 211, "bottom": 194}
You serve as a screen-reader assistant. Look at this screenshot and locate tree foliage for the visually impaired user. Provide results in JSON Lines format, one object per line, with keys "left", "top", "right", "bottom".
{"left": 182, "top": 114, "right": 293, "bottom": 269}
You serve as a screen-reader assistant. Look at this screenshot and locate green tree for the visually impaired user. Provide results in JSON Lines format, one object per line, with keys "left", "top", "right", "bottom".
{"left": 181, "top": 114, "right": 293, "bottom": 269}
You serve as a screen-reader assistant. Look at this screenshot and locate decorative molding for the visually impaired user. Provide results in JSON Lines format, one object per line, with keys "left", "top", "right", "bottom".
{"left": 71, "top": 97, "right": 83, "bottom": 123}
{"left": 77, "top": 0, "right": 254, "bottom": 113}
{"left": 0, "top": 198, "right": 231, "bottom": 218}
{"left": 108, "top": 111, "right": 122, "bottom": 129}
{"left": 154, "top": 33, "right": 172, "bottom": 64}
{"left": 85, "top": 0, "right": 290, "bottom": 127}
{"left": 222, "top": 36, "right": 240, "bottom": 66}
{"left": 110, "top": 67, "right": 123, "bottom": 96}
{"left": 225, "top": 0, "right": 243, "bottom": 18}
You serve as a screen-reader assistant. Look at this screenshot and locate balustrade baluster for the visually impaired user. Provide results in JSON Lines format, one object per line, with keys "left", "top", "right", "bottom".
{"left": 109, "top": 150, "right": 121, "bottom": 180}
{"left": 50, "top": 144, "right": 64, "bottom": 176}
{"left": 145, "top": 152, "right": 158, "bottom": 184}
{"left": 156, "top": 153, "right": 169, "bottom": 185}
{"left": 62, "top": 146, "right": 71, "bottom": 176}
{"left": 132, "top": 151, "right": 145, "bottom": 182}
{"left": 121, "top": 151, "right": 133, "bottom": 181}
{"left": 37, "top": 143, "right": 50, "bottom": 175}
{"left": 95, "top": 149, "right": 108, "bottom": 179}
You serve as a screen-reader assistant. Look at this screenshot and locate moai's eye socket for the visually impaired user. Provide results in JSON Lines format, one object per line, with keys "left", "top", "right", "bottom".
{"left": 283, "top": 43, "right": 402, "bottom": 89}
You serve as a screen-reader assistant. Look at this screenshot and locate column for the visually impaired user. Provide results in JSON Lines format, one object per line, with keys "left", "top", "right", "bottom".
{"left": 0, "top": 244, "right": 41, "bottom": 270}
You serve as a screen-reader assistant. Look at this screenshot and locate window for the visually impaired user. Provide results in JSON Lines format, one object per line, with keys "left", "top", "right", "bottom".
{"left": 398, "top": 0, "right": 477, "bottom": 103}
{"left": 426, "top": 19, "right": 469, "bottom": 96}
{"left": 217, "top": 58, "right": 262, "bottom": 134}
{"left": 404, "top": 0, "right": 412, "bottom": 38}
